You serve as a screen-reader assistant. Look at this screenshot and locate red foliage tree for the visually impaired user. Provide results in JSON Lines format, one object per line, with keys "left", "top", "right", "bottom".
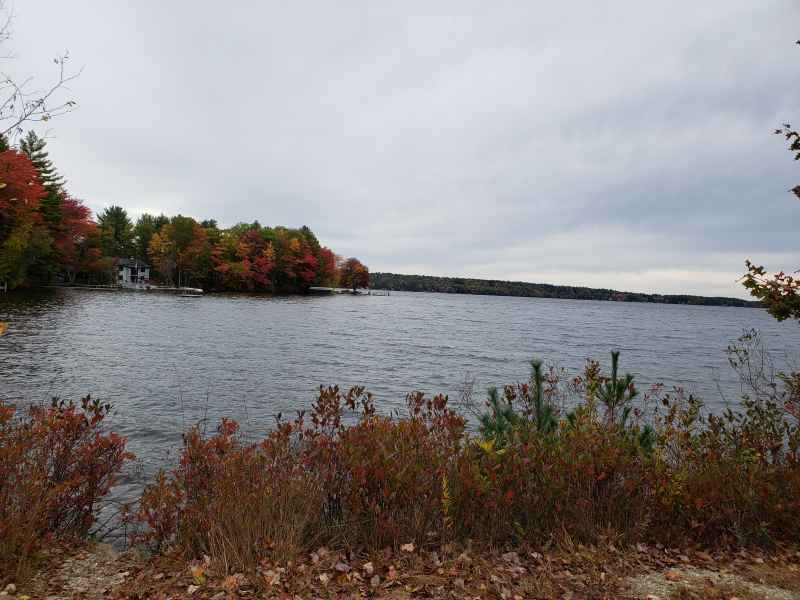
{"left": 0, "top": 150, "right": 48, "bottom": 288}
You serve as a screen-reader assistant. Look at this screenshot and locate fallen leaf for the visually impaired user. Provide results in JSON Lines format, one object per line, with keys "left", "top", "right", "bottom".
{"left": 319, "top": 573, "right": 330, "bottom": 586}
{"left": 363, "top": 562, "right": 374, "bottom": 576}
{"left": 664, "top": 570, "right": 681, "bottom": 582}
{"left": 695, "top": 551, "right": 713, "bottom": 562}
{"left": 370, "top": 575, "right": 381, "bottom": 587}
{"left": 189, "top": 564, "right": 207, "bottom": 586}
{"left": 261, "top": 570, "right": 279, "bottom": 587}
{"left": 401, "top": 542, "right": 415, "bottom": 553}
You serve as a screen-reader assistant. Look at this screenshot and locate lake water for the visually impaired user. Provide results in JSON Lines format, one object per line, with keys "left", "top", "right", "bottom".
{"left": 2, "top": 288, "right": 799, "bottom": 480}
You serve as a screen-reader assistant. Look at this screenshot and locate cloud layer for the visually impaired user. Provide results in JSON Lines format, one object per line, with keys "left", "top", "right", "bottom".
{"left": 8, "top": 0, "right": 800, "bottom": 297}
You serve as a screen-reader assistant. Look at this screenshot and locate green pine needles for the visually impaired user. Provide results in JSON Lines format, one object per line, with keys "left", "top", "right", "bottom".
{"left": 480, "top": 358, "right": 557, "bottom": 446}
{"left": 20, "top": 131, "right": 64, "bottom": 192}
{"left": 480, "top": 351, "right": 655, "bottom": 452}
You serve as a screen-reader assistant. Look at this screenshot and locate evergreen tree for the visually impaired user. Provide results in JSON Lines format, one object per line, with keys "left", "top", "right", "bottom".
{"left": 97, "top": 205, "right": 134, "bottom": 258}
{"left": 20, "top": 132, "right": 64, "bottom": 236}
{"left": 20, "top": 131, "right": 64, "bottom": 192}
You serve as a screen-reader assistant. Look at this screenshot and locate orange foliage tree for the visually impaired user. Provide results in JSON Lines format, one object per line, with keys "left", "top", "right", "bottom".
{"left": 338, "top": 257, "right": 370, "bottom": 292}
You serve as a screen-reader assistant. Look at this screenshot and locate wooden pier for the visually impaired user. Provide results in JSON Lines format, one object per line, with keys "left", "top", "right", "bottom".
{"left": 46, "top": 284, "right": 204, "bottom": 296}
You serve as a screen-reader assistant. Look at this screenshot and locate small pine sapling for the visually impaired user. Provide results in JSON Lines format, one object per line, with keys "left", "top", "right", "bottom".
{"left": 530, "top": 359, "right": 557, "bottom": 434}
{"left": 479, "top": 387, "right": 518, "bottom": 446}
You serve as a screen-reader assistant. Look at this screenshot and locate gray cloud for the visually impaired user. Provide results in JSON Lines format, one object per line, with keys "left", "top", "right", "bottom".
{"left": 8, "top": 0, "right": 800, "bottom": 297}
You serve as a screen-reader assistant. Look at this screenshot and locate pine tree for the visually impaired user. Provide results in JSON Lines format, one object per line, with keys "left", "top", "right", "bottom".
{"left": 20, "top": 132, "right": 64, "bottom": 234}
{"left": 20, "top": 131, "right": 64, "bottom": 192}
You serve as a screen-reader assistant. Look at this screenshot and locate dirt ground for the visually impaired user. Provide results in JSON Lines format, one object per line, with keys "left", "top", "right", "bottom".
{"left": 8, "top": 542, "right": 800, "bottom": 599}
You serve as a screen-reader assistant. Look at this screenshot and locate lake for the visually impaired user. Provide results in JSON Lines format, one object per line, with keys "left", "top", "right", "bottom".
{"left": 2, "top": 288, "right": 799, "bottom": 479}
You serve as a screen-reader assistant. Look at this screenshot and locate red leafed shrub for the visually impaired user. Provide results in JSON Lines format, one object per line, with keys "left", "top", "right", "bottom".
{"left": 0, "top": 396, "right": 133, "bottom": 582}
{"left": 135, "top": 415, "right": 327, "bottom": 568}
{"left": 134, "top": 346, "right": 800, "bottom": 574}
{"left": 315, "top": 388, "right": 466, "bottom": 549}
{"left": 649, "top": 392, "right": 800, "bottom": 546}
{"left": 135, "top": 386, "right": 466, "bottom": 569}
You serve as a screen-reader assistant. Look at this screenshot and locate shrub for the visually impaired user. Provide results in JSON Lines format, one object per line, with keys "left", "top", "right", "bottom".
{"left": 0, "top": 396, "right": 132, "bottom": 582}
{"left": 135, "top": 416, "right": 326, "bottom": 570}
{"left": 450, "top": 352, "right": 654, "bottom": 544}
{"left": 135, "top": 386, "right": 466, "bottom": 571}
{"left": 134, "top": 344, "right": 800, "bottom": 577}
{"left": 651, "top": 391, "right": 800, "bottom": 545}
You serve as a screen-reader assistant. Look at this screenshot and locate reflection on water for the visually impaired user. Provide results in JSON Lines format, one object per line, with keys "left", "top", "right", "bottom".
{"left": 1, "top": 288, "right": 799, "bottom": 478}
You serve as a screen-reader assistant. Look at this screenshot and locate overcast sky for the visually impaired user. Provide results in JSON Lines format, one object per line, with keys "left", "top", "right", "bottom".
{"left": 7, "top": 1, "right": 800, "bottom": 297}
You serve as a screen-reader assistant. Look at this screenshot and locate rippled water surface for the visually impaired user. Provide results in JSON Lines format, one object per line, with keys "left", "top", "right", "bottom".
{"left": 2, "top": 289, "right": 799, "bottom": 476}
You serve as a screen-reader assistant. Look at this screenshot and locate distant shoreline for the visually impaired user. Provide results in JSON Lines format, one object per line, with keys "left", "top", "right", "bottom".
{"left": 370, "top": 272, "right": 761, "bottom": 308}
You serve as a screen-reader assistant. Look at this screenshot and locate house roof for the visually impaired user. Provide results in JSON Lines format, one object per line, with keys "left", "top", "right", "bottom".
{"left": 117, "top": 258, "right": 150, "bottom": 268}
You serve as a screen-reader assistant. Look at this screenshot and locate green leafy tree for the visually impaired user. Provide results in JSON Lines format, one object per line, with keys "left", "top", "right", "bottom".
{"left": 133, "top": 213, "right": 168, "bottom": 262}
{"left": 97, "top": 205, "right": 133, "bottom": 258}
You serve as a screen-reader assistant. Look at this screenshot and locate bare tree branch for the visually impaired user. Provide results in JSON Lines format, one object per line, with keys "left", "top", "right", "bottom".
{"left": 0, "top": 1, "right": 80, "bottom": 138}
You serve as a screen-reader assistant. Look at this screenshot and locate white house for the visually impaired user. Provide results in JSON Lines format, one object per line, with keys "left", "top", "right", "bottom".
{"left": 117, "top": 258, "right": 150, "bottom": 286}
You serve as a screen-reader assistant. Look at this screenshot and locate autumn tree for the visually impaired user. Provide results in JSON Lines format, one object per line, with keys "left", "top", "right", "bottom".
{"left": 57, "top": 195, "right": 103, "bottom": 283}
{"left": 211, "top": 226, "right": 276, "bottom": 291}
{"left": 339, "top": 257, "right": 369, "bottom": 292}
{"left": 317, "top": 247, "right": 338, "bottom": 285}
{"left": 148, "top": 215, "right": 209, "bottom": 287}
{"left": 132, "top": 213, "right": 168, "bottom": 262}
{"left": 0, "top": 149, "right": 48, "bottom": 288}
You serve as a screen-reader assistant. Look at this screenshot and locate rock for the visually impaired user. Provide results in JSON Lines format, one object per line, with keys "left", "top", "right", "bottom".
{"left": 502, "top": 551, "right": 520, "bottom": 564}
{"left": 3, "top": 584, "right": 15, "bottom": 594}
{"left": 370, "top": 575, "right": 380, "bottom": 587}
{"left": 187, "top": 584, "right": 200, "bottom": 595}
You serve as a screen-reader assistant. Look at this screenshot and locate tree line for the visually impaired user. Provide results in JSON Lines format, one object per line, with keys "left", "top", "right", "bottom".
{"left": 0, "top": 133, "right": 369, "bottom": 293}
{"left": 371, "top": 272, "right": 760, "bottom": 307}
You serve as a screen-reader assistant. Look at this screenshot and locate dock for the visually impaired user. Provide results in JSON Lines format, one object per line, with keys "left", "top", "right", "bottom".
{"left": 47, "top": 284, "right": 204, "bottom": 296}
{"left": 309, "top": 287, "right": 389, "bottom": 296}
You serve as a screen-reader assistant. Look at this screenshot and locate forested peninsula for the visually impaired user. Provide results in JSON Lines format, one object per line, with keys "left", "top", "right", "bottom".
{"left": 371, "top": 272, "right": 760, "bottom": 307}
{"left": 0, "top": 132, "right": 369, "bottom": 293}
